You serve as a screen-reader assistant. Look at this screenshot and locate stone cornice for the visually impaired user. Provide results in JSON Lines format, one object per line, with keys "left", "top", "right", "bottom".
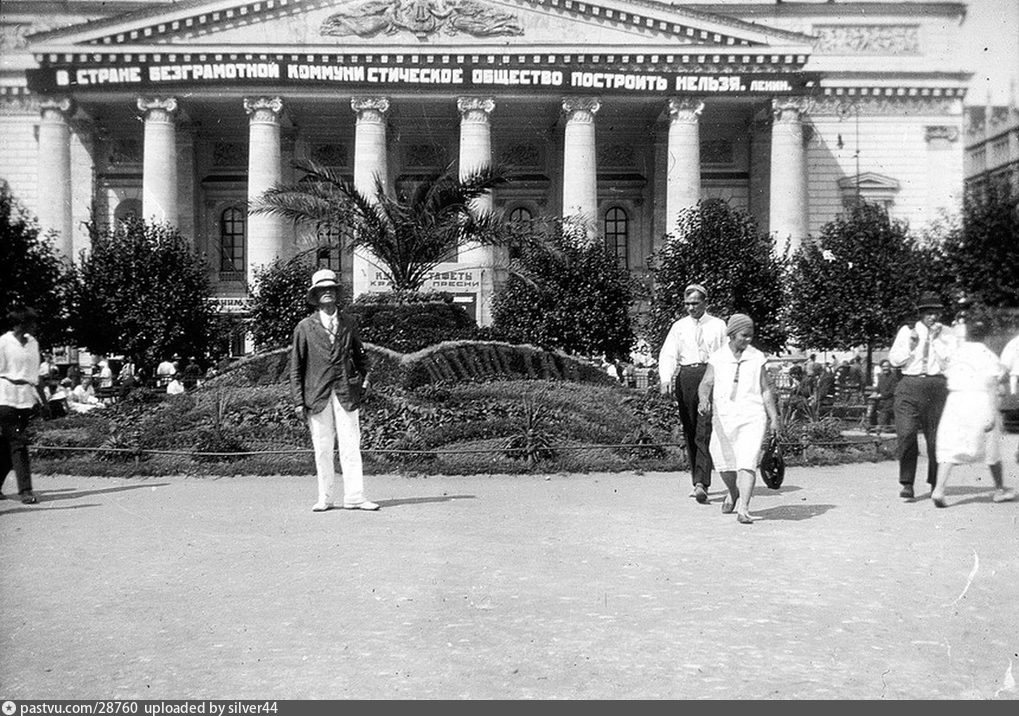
{"left": 25, "top": 0, "right": 816, "bottom": 50}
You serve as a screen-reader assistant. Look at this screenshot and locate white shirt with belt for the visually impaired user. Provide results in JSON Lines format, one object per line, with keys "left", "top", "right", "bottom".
{"left": 0, "top": 331, "right": 41, "bottom": 409}
{"left": 658, "top": 313, "right": 728, "bottom": 387}
{"left": 888, "top": 321, "right": 956, "bottom": 376}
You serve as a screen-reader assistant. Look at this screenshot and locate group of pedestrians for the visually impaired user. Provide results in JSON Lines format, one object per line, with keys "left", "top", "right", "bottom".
{"left": 658, "top": 286, "right": 1018, "bottom": 523}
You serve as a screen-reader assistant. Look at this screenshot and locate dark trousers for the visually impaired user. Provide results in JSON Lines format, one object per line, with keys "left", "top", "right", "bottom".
{"left": 675, "top": 365, "right": 712, "bottom": 487}
{"left": 893, "top": 376, "right": 947, "bottom": 487}
{"left": 0, "top": 405, "right": 34, "bottom": 495}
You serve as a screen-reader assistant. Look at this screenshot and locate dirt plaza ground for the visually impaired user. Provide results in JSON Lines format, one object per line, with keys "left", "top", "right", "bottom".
{"left": 2, "top": 437, "right": 1018, "bottom": 700}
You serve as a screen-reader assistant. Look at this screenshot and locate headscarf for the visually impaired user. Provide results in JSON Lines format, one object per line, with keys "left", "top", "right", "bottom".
{"left": 726, "top": 313, "right": 754, "bottom": 337}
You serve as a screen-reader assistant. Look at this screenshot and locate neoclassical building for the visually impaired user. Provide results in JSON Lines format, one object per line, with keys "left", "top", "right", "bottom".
{"left": 1, "top": 0, "right": 971, "bottom": 332}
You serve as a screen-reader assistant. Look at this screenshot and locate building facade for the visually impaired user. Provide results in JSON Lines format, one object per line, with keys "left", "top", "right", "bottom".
{"left": 965, "top": 99, "right": 1019, "bottom": 196}
{"left": 1, "top": 0, "right": 971, "bottom": 332}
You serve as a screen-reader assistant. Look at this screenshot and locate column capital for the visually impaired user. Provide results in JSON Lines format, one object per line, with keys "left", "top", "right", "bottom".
{"left": 771, "top": 97, "right": 812, "bottom": 123}
{"left": 457, "top": 96, "right": 496, "bottom": 122}
{"left": 137, "top": 96, "right": 178, "bottom": 121}
{"left": 667, "top": 97, "right": 704, "bottom": 123}
{"left": 562, "top": 96, "right": 601, "bottom": 121}
{"left": 39, "top": 96, "right": 75, "bottom": 119}
{"left": 351, "top": 95, "right": 390, "bottom": 122}
{"left": 243, "top": 96, "right": 284, "bottom": 123}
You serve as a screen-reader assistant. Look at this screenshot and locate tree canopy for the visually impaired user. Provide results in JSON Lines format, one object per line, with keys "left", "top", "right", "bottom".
{"left": 68, "top": 219, "right": 214, "bottom": 368}
{"left": 0, "top": 180, "right": 70, "bottom": 346}
{"left": 785, "top": 203, "right": 936, "bottom": 354}
{"left": 646, "top": 199, "right": 787, "bottom": 354}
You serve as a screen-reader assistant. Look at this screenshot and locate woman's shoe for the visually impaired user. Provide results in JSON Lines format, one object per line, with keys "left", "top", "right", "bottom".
{"left": 721, "top": 494, "right": 737, "bottom": 514}
{"left": 736, "top": 513, "right": 754, "bottom": 524}
{"left": 932, "top": 494, "right": 947, "bottom": 508}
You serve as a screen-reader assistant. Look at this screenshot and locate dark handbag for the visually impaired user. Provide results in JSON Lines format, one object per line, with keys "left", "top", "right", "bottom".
{"left": 759, "top": 432, "right": 785, "bottom": 489}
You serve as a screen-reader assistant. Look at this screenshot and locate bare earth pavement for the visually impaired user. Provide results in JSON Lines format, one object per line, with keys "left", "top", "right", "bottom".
{"left": 2, "top": 436, "right": 1018, "bottom": 700}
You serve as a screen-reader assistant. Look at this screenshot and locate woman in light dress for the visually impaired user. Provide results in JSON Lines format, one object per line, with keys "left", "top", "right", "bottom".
{"left": 697, "top": 314, "right": 782, "bottom": 524}
{"left": 931, "top": 319, "right": 1016, "bottom": 508}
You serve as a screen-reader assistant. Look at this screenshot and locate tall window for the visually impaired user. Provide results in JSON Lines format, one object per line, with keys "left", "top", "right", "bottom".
{"left": 604, "top": 207, "right": 628, "bottom": 269}
{"left": 114, "top": 198, "right": 142, "bottom": 225}
{"left": 507, "top": 206, "right": 533, "bottom": 260}
{"left": 316, "top": 225, "right": 343, "bottom": 272}
{"left": 219, "top": 206, "right": 245, "bottom": 274}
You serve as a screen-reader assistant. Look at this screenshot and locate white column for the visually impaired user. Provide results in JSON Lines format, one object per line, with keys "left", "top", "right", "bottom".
{"left": 137, "top": 97, "right": 179, "bottom": 227}
{"left": 351, "top": 96, "right": 390, "bottom": 297}
{"left": 769, "top": 99, "right": 810, "bottom": 255}
{"left": 244, "top": 96, "right": 285, "bottom": 284}
{"left": 37, "top": 97, "right": 74, "bottom": 257}
{"left": 666, "top": 97, "right": 704, "bottom": 234}
{"left": 561, "top": 96, "right": 601, "bottom": 241}
{"left": 456, "top": 96, "right": 498, "bottom": 325}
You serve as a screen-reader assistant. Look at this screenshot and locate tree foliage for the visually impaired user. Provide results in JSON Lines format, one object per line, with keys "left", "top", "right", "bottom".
{"left": 943, "top": 183, "right": 1019, "bottom": 308}
{"left": 491, "top": 219, "right": 635, "bottom": 361}
{"left": 646, "top": 199, "right": 787, "bottom": 354}
{"left": 68, "top": 219, "right": 214, "bottom": 367}
{"left": 252, "top": 161, "right": 510, "bottom": 292}
{"left": 248, "top": 251, "right": 351, "bottom": 350}
{"left": 0, "top": 180, "right": 70, "bottom": 345}
{"left": 785, "top": 203, "right": 936, "bottom": 353}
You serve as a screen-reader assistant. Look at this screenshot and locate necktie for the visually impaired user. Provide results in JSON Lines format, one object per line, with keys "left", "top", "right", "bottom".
{"left": 327, "top": 315, "right": 337, "bottom": 344}
{"left": 729, "top": 360, "right": 742, "bottom": 401}
{"left": 694, "top": 320, "right": 706, "bottom": 362}
{"left": 921, "top": 331, "right": 930, "bottom": 374}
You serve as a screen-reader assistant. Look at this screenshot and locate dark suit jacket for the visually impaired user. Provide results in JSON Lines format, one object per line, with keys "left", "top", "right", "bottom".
{"left": 289, "top": 312, "right": 370, "bottom": 414}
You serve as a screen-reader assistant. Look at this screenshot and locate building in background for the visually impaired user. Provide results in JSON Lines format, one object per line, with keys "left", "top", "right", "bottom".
{"left": 965, "top": 97, "right": 1019, "bottom": 197}
{"left": 0, "top": 0, "right": 971, "bottom": 339}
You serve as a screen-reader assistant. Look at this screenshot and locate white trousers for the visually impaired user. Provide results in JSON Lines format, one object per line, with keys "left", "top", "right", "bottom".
{"left": 307, "top": 392, "right": 365, "bottom": 506}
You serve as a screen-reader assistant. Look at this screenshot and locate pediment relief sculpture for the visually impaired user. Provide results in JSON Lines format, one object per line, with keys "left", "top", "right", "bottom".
{"left": 321, "top": 0, "right": 524, "bottom": 40}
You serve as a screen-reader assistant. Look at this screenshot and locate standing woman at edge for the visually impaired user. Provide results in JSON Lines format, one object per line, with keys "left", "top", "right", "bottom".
{"left": 697, "top": 314, "right": 782, "bottom": 524}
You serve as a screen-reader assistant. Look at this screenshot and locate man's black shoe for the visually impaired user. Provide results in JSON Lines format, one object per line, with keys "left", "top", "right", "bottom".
{"left": 899, "top": 484, "right": 914, "bottom": 499}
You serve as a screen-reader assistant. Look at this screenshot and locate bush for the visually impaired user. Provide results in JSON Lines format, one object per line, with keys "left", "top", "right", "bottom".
{"left": 491, "top": 219, "right": 636, "bottom": 361}
{"left": 249, "top": 252, "right": 351, "bottom": 351}
{"left": 646, "top": 199, "right": 786, "bottom": 354}
{"left": 0, "top": 180, "right": 71, "bottom": 345}
{"left": 346, "top": 291, "right": 478, "bottom": 352}
{"left": 68, "top": 218, "right": 214, "bottom": 368}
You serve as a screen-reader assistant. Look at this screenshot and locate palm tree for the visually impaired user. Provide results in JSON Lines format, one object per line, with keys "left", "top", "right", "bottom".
{"left": 252, "top": 160, "right": 511, "bottom": 292}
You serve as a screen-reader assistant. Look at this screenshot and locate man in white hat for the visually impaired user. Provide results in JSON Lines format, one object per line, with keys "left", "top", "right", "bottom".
{"left": 290, "top": 268, "right": 379, "bottom": 512}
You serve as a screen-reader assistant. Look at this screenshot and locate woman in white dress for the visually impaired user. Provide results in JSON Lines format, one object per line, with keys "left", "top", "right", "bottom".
{"left": 931, "top": 319, "right": 1016, "bottom": 508}
{"left": 697, "top": 314, "right": 783, "bottom": 524}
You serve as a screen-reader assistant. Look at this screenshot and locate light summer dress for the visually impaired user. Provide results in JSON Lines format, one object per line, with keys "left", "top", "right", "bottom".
{"left": 708, "top": 344, "right": 768, "bottom": 471}
{"left": 935, "top": 341, "right": 1004, "bottom": 465}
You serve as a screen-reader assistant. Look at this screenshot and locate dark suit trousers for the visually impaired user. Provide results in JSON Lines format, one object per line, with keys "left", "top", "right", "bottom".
{"left": 0, "top": 406, "right": 33, "bottom": 495}
{"left": 893, "top": 375, "right": 948, "bottom": 487}
{"left": 676, "top": 365, "right": 712, "bottom": 487}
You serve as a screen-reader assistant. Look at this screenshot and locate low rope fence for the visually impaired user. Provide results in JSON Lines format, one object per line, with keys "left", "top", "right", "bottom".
{"left": 29, "top": 435, "right": 897, "bottom": 462}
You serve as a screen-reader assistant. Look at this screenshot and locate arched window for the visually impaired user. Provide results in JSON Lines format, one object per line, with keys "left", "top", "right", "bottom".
{"left": 604, "top": 207, "right": 628, "bottom": 269}
{"left": 507, "top": 206, "right": 533, "bottom": 260}
{"left": 114, "top": 199, "right": 142, "bottom": 225}
{"left": 219, "top": 206, "right": 245, "bottom": 274}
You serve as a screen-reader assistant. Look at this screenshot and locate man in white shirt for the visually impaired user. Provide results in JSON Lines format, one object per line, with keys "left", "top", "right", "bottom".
{"left": 658, "top": 283, "right": 728, "bottom": 503}
{"left": 155, "top": 357, "right": 177, "bottom": 387}
{"left": 0, "top": 305, "right": 42, "bottom": 503}
{"left": 887, "top": 291, "right": 956, "bottom": 499}
{"left": 68, "top": 376, "right": 103, "bottom": 413}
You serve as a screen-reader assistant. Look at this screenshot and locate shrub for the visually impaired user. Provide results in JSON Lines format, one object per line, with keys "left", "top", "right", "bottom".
{"left": 68, "top": 218, "right": 214, "bottom": 368}
{"left": 646, "top": 199, "right": 786, "bottom": 354}
{"left": 249, "top": 252, "right": 351, "bottom": 351}
{"left": 491, "top": 219, "right": 636, "bottom": 361}
{"left": 346, "top": 291, "right": 478, "bottom": 352}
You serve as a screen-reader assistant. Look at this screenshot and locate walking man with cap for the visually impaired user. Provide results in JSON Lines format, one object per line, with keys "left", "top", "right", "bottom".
{"left": 888, "top": 291, "right": 957, "bottom": 499}
{"left": 290, "top": 268, "right": 379, "bottom": 513}
{"left": 659, "top": 283, "right": 727, "bottom": 503}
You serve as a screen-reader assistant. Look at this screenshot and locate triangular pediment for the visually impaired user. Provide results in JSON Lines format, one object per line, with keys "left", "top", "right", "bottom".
{"left": 838, "top": 172, "right": 900, "bottom": 192}
{"left": 27, "top": 0, "right": 814, "bottom": 52}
